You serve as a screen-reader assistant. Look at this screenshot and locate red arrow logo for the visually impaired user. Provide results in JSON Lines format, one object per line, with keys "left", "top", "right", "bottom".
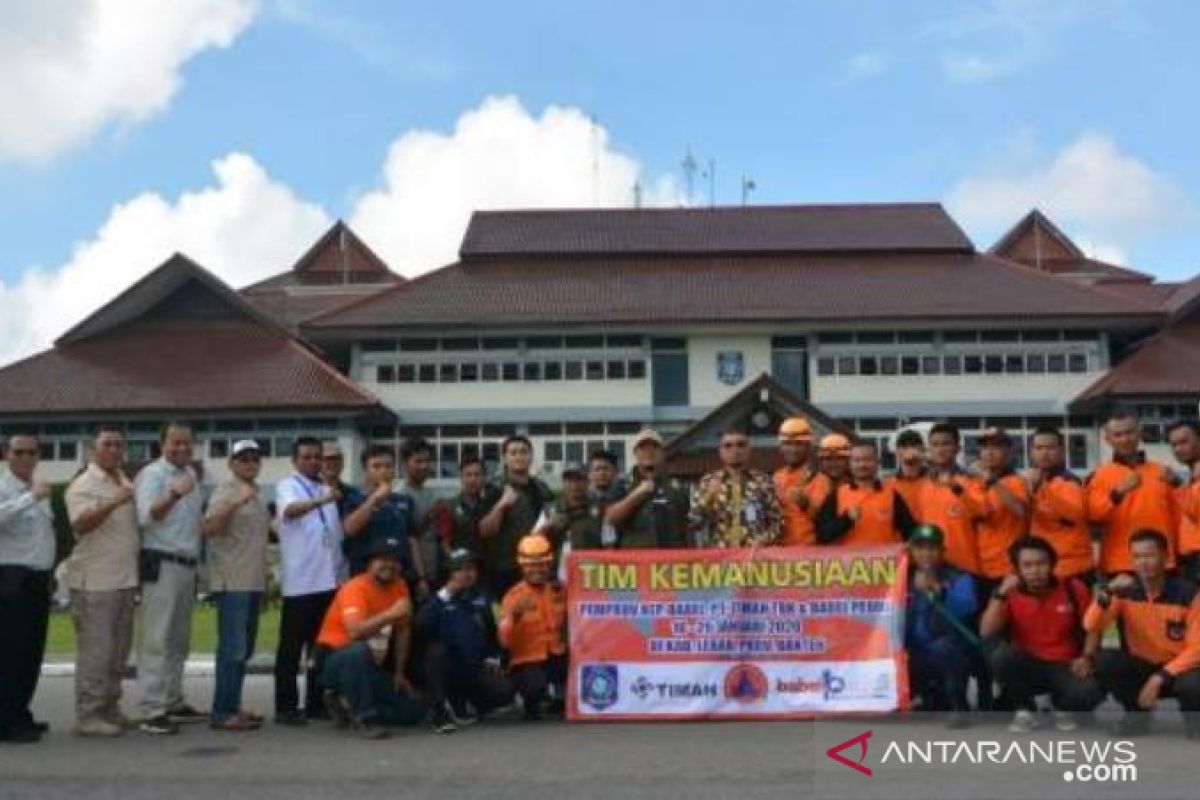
{"left": 826, "top": 731, "right": 873, "bottom": 776}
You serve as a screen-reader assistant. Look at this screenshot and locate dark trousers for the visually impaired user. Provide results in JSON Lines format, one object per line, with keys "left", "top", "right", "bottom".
{"left": 274, "top": 590, "right": 335, "bottom": 714}
{"left": 1096, "top": 650, "right": 1200, "bottom": 716}
{"left": 510, "top": 654, "right": 568, "bottom": 711}
{"left": 212, "top": 591, "right": 261, "bottom": 719}
{"left": 909, "top": 636, "right": 971, "bottom": 712}
{"left": 421, "top": 642, "right": 515, "bottom": 714}
{"left": 990, "top": 642, "right": 1104, "bottom": 712}
{"left": 0, "top": 567, "right": 50, "bottom": 735}
{"left": 320, "top": 642, "right": 425, "bottom": 725}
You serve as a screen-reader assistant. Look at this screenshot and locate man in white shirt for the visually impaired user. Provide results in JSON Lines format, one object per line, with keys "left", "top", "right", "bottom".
{"left": 273, "top": 436, "right": 345, "bottom": 725}
{"left": 0, "top": 433, "right": 55, "bottom": 743}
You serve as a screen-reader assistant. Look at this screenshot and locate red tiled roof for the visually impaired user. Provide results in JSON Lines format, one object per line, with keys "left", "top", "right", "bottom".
{"left": 308, "top": 250, "right": 1157, "bottom": 331}
{"left": 460, "top": 203, "right": 975, "bottom": 258}
{"left": 1074, "top": 320, "right": 1200, "bottom": 403}
{"left": 291, "top": 220, "right": 396, "bottom": 279}
{"left": 242, "top": 279, "right": 396, "bottom": 334}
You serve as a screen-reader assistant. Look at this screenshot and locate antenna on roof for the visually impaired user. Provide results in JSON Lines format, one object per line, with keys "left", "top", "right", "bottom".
{"left": 741, "top": 176, "right": 757, "bottom": 206}
{"left": 632, "top": 181, "right": 643, "bottom": 208}
{"left": 681, "top": 147, "right": 697, "bottom": 206}
{"left": 590, "top": 115, "right": 601, "bottom": 208}
{"left": 700, "top": 158, "right": 716, "bottom": 207}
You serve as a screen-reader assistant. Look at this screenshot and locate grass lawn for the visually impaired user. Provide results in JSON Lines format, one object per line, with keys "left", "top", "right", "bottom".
{"left": 46, "top": 601, "right": 282, "bottom": 658}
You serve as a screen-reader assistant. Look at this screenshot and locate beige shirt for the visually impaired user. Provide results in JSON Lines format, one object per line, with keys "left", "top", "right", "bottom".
{"left": 64, "top": 463, "right": 139, "bottom": 591}
{"left": 205, "top": 478, "right": 269, "bottom": 592}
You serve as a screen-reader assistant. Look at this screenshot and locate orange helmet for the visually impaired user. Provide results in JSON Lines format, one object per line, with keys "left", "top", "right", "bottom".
{"left": 818, "top": 433, "right": 852, "bottom": 457}
{"left": 516, "top": 533, "right": 553, "bottom": 565}
{"left": 778, "top": 416, "right": 813, "bottom": 443}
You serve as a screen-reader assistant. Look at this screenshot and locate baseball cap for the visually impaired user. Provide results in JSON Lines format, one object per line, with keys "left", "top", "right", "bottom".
{"left": 321, "top": 441, "right": 344, "bottom": 458}
{"left": 633, "top": 429, "right": 664, "bottom": 448}
{"left": 979, "top": 426, "right": 1012, "bottom": 447}
{"left": 561, "top": 461, "right": 587, "bottom": 479}
{"left": 363, "top": 537, "right": 404, "bottom": 562}
{"left": 908, "top": 524, "right": 945, "bottom": 546}
{"left": 778, "top": 417, "right": 813, "bottom": 443}
{"left": 231, "top": 439, "right": 261, "bottom": 457}
{"left": 447, "top": 548, "right": 477, "bottom": 572}
{"left": 818, "top": 433, "right": 852, "bottom": 456}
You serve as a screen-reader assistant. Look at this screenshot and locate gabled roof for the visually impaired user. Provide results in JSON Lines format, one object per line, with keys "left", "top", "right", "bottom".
{"left": 290, "top": 220, "right": 395, "bottom": 281}
{"left": 0, "top": 254, "right": 387, "bottom": 418}
{"left": 1073, "top": 319, "right": 1200, "bottom": 404}
{"left": 460, "top": 203, "right": 975, "bottom": 258}
{"left": 990, "top": 209, "right": 1154, "bottom": 283}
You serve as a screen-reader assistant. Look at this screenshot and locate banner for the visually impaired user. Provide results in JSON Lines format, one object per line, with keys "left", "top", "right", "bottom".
{"left": 566, "top": 545, "right": 909, "bottom": 720}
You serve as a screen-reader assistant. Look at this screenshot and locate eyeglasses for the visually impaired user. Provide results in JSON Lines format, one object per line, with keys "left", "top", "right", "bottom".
{"left": 9, "top": 449, "right": 37, "bottom": 457}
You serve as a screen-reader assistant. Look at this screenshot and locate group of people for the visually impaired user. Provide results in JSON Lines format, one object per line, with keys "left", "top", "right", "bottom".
{"left": 1, "top": 409, "right": 1199, "bottom": 743}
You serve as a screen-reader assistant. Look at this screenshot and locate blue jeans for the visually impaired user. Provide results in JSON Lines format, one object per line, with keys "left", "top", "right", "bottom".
{"left": 319, "top": 642, "right": 425, "bottom": 725}
{"left": 212, "top": 591, "right": 261, "bottom": 720}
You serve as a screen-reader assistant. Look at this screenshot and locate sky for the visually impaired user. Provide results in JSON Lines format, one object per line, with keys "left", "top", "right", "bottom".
{"left": 1, "top": 0, "right": 1199, "bottom": 363}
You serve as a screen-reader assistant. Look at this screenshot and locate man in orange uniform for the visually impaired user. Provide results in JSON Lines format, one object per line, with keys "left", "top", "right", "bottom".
{"left": 816, "top": 442, "right": 917, "bottom": 545}
{"left": 975, "top": 428, "right": 1031, "bottom": 591}
{"left": 1084, "top": 530, "right": 1200, "bottom": 739}
{"left": 917, "top": 423, "right": 986, "bottom": 577}
{"left": 1086, "top": 410, "right": 1179, "bottom": 576}
{"left": 499, "top": 534, "right": 566, "bottom": 720}
{"left": 815, "top": 434, "right": 852, "bottom": 503}
{"left": 315, "top": 538, "right": 427, "bottom": 738}
{"left": 774, "top": 417, "right": 819, "bottom": 546}
{"left": 888, "top": 429, "right": 928, "bottom": 518}
{"left": 1167, "top": 420, "right": 1200, "bottom": 584}
{"left": 1025, "top": 426, "right": 1094, "bottom": 581}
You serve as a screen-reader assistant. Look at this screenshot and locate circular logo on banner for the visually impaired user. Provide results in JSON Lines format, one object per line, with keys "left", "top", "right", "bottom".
{"left": 723, "top": 663, "right": 769, "bottom": 703}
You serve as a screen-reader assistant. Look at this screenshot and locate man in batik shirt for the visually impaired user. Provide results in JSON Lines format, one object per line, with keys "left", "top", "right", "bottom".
{"left": 689, "top": 428, "right": 783, "bottom": 548}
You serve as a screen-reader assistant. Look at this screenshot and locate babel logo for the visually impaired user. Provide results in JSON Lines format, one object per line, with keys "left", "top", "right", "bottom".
{"left": 826, "top": 731, "right": 873, "bottom": 777}
{"left": 723, "top": 663, "right": 769, "bottom": 702}
{"left": 580, "top": 664, "right": 619, "bottom": 710}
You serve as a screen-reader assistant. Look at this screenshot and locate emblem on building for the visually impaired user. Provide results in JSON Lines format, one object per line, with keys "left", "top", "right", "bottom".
{"left": 716, "top": 351, "right": 745, "bottom": 385}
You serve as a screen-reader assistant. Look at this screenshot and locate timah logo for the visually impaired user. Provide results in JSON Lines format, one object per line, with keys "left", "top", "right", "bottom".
{"left": 827, "top": 731, "right": 873, "bottom": 777}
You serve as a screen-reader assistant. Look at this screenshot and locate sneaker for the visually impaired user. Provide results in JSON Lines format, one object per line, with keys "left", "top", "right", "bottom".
{"left": 167, "top": 704, "right": 208, "bottom": 724}
{"left": 139, "top": 715, "right": 180, "bottom": 735}
{"left": 323, "top": 690, "right": 352, "bottom": 730}
{"left": 351, "top": 718, "right": 390, "bottom": 740}
{"left": 209, "top": 714, "right": 259, "bottom": 732}
{"left": 1007, "top": 709, "right": 1036, "bottom": 734}
{"left": 274, "top": 710, "right": 308, "bottom": 727}
{"left": 104, "top": 710, "right": 138, "bottom": 730}
{"left": 1053, "top": 711, "right": 1079, "bottom": 732}
{"left": 447, "top": 700, "right": 479, "bottom": 727}
{"left": 430, "top": 706, "right": 459, "bottom": 734}
{"left": 75, "top": 717, "right": 122, "bottom": 738}
{"left": 1110, "top": 714, "right": 1151, "bottom": 737}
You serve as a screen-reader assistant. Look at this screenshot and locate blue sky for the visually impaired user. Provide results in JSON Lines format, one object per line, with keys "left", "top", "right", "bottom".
{"left": 1, "top": 0, "right": 1198, "bottom": 359}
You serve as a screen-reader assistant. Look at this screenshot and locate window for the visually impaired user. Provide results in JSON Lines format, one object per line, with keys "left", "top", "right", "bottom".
{"left": 1022, "top": 329, "right": 1060, "bottom": 342}
{"left": 254, "top": 438, "right": 273, "bottom": 458}
{"left": 837, "top": 356, "right": 857, "bottom": 376}
{"left": 209, "top": 439, "right": 229, "bottom": 458}
{"left": 857, "top": 331, "right": 895, "bottom": 344}
{"left": 652, "top": 352, "right": 689, "bottom": 406}
{"left": 943, "top": 355, "right": 962, "bottom": 375}
{"left": 481, "top": 363, "right": 499, "bottom": 382}
{"left": 1005, "top": 354, "right": 1025, "bottom": 374}
{"left": 530, "top": 423, "right": 562, "bottom": 436}
{"left": 38, "top": 442, "right": 54, "bottom": 460}
{"left": 460, "top": 363, "right": 478, "bottom": 382}
{"left": 273, "top": 436, "right": 295, "bottom": 456}
{"left": 586, "top": 360, "right": 604, "bottom": 380}
{"left": 523, "top": 362, "right": 541, "bottom": 381}
{"left": 859, "top": 356, "right": 878, "bottom": 376}
{"left": 483, "top": 337, "right": 520, "bottom": 350}
{"left": 502, "top": 363, "right": 520, "bottom": 381}
{"left": 817, "top": 357, "right": 836, "bottom": 376}
{"left": 376, "top": 364, "right": 396, "bottom": 383}
{"left": 980, "top": 330, "right": 1019, "bottom": 342}
{"left": 441, "top": 337, "right": 480, "bottom": 351}
{"left": 1027, "top": 354, "right": 1046, "bottom": 373}
{"left": 565, "top": 442, "right": 585, "bottom": 463}
{"left": 439, "top": 363, "right": 458, "bottom": 383}
{"left": 607, "top": 360, "right": 626, "bottom": 379}
{"left": 1047, "top": 354, "right": 1066, "bottom": 374}
{"left": 544, "top": 361, "right": 562, "bottom": 380}
{"left": 397, "top": 364, "right": 415, "bottom": 383}
{"left": 526, "top": 335, "right": 563, "bottom": 349}
{"left": 817, "top": 332, "right": 853, "bottom": 344}
{"left": 360, "top": 340, "right": 396, "bottom": 353}
{"left": 566, "top": 422, "right": 604, "bottom": 435}
{"left": 628, "top": 359, "right": 646, "bottom": 379}
{"left": 1068, "top": 434, "right": 1089, "bottom": 471}
{"left": 418, "top": 364, "right": 436, "bottom": 383}
{"left": 898, "top": 330, "right": 935, "bottom": 344}
{"left": 439, "top": 444, "right": 460, "bottom": 478}
{"left": 1142, "top": 424, "right": 1163, "bottom": 444}
{"left": 400, "top": 338, "right": 438, "bottom": 352}
{"left": 544, "top": 441, "right": 564, "bottom": 462}
{"left": 772, "top": 347, "right": 808, "bottom": 397}
{"left": 1064, "top": 330, "right": 1098, "bottom": 341}
{"left": 943, "top": 330, "right": 977, "bottom": 343}
{"left": 964, "top": 355, "right": 983, "bottom": 374}
{"left": 566, "top": 335, "right": 604, "bottom": 349}
{"left": 1068, "top": 353, "right": 1088, "bottom": 373}
{"left": 984, "top": 355, "right": 1003, "bottom": 374}
{"left": 880, "top": 356, "right": 899, "bottom": 376}
{"left": 901, "top": 356, "right": 920, "bottom": 375}
{"left": 565, "top": 361, "right": 583, "bottom": 380}
{"left": 606, "top": 440, "right": 628, "bottom": 469}
{"left": 921, "top": 356, "right": 941, "bottom": 375}
{"left": 58, "top": 441, "right": 78, "bottom": 461}
{"left": 606, "top": 334, "right": 643, "bottom": 349}
{"left": 651, "top": 337, "right": 687, "bottom": 351}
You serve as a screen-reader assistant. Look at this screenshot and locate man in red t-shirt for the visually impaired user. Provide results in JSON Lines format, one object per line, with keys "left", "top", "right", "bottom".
{"left": 981, "top": 535, "right": 1104, "bottom": 733}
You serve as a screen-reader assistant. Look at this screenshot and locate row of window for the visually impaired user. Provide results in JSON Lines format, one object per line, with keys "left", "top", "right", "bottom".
{"left": 361, "top": 334, "right": 648, "bottom": 354}
{"left": 376, "top": 359, "right": 648, "bottom": 385}
{"left": 815, "top": 351, "right": 1091, "bottom": 377}
{"left": 366, "top": 437, "right": 631, "bottom": 479}
{"left": 816, "top": 329, "right": 1098, "bottom": 345}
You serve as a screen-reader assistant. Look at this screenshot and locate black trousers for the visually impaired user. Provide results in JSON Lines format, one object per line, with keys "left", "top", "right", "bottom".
{"left": 420, "top": 642, "right": 515, "bottom": 714}
{"left": 1095, "top": 649, "right": 1200, "bottom": 714}
{"left": 990, "top": 642, "right": 1104, "bottom": 712}
{"left": 0, "top": 567, "right": 51, "bottom": 735}
{"left": 510, "top": 654, "right": 568, "bottom": 710}
{"left": 274, "top": 590, "right": 335, "bottom": 714}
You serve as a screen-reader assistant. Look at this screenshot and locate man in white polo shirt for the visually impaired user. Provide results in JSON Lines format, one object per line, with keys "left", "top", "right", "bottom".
{"left": 273, "top": 436, "right": 345, "bottom": 725}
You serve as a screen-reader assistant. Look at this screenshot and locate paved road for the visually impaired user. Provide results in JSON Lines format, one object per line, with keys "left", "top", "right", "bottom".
{"left": 1, "top": 676, "right": 1196, "bottom": 800}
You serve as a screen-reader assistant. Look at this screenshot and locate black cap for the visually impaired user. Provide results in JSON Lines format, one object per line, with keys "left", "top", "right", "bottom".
{"left": 908, "top": 524, "right": 945, "bottom": 546}
{"left": 363, "top": 537, "right": 404, "bottom": 562}
{"left": 447, "top": 547, "right": 477, "bottom": 572}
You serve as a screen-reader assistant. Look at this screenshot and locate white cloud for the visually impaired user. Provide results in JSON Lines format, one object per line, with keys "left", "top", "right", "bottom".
{"left": 947, "top": 132, "right": 1192, "bottom": 263}
{"left": 0, "top": 153, "right": 329, "bottom": 363}
{"left": 348, "top": 95, "right": 684, "bottom": 276}
{"left": 847, "top": 51, "right": 887, "bottom": 78}
{"left": 0, "top": 0, "right": 259, "bottom": 164}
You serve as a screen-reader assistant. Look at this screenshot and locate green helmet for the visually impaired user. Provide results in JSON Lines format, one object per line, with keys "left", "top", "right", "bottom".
{"left": 908, "top": 523, "right": 945, "bottom": 546}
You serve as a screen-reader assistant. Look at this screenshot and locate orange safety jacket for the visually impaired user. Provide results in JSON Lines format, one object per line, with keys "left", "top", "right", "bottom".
{"left": 1029, "top": 468, "right": 1094, "bottom": 578}
{"left": 498, "top": 579, "right": 566, "bottom": 667}
{"left": 1085, "top": 454, "right": 1178, "bottom": 574}
{"left": 774, "top": 464, "right": 823, "bottom": 547}
{"left": 815, "top": 479, "right": 917, "bottom": 546}
{"left": 915, "top": 470, "right": 987, "bottom": 576}
{"left": 977, "top": 472, "right": 1032, "bottom": 580}
{"left": 1084, "top": 577, "right": 1200, "bottom": 677}
{"left": 1176, "top": 478, "right": 1200, "bottom": 558}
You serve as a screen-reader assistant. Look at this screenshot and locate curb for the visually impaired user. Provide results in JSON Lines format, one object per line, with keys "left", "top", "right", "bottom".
{"left": 42, "top": 655, "right": 276, "bottom": 678}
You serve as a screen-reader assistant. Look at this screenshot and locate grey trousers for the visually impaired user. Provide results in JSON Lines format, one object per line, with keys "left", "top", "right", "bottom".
{"left": 70, "top": 588, "right": 135, "bottom": 723}
{"left": 137, "top": 561, "right": 196, "bottom": 717}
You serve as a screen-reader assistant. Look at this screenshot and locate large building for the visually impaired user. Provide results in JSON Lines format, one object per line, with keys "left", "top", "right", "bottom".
{"left": 1, "top": 203, "right": 1197, "bottom": 486}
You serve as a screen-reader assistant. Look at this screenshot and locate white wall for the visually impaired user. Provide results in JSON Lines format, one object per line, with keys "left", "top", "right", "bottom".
{"left": 811, "top": 373, "right": 1099, "bottom": 409}
{"left": 686, "top": 334, "right": 773, "bottom": 406}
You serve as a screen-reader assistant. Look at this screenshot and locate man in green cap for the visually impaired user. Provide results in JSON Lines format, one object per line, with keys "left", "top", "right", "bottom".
{"left": 604, "top": 429, "right": 690, "bottom": 549}
{"left": 536, "top": 462, "right": 604, "bottom": 582}
{"left": 905, "top": 523, "right": 978, "bottom": 728}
